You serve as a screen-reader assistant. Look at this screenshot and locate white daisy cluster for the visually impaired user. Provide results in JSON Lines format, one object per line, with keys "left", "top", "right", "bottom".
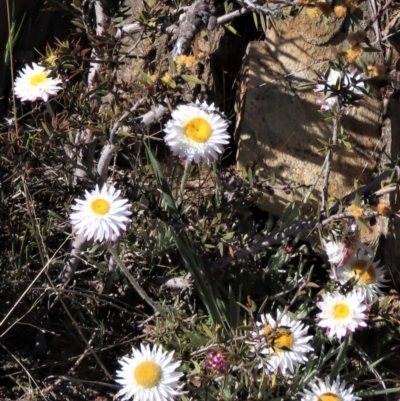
{"left": 315, "top": 66, "right": 366, "bottom": 111}
{"left": 163, "top": 100, "right": 230, "bottom": 164}
{"left": 300, "top": 375, "right": 361, "bottom": 401}
{"left": 115, "top": 344, "right": 183, "bottom": 401}
{"left": 14, "top": 62, "right": 62, "bottom": 102}
{"left": 70, "top": 185, "right": 132, "bottom": 242}
{"left": 250, "top": 312, "right": 313, "bottom": 376}
{"left": 319, "top": 225, "right": 389, "bottom": 341}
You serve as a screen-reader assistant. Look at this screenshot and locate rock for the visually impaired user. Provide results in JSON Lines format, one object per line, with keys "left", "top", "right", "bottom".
{"left": 235, "top": 8, "right": 384, "bottom": 218}
{"left": 378, "top": 99, "right": 400, "bottom": 291}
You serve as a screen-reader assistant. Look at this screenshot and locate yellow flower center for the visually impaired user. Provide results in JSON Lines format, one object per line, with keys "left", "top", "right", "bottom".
{"left": 184, "top": 117, "right": 212, "bottom": 142}
{"left": 318, "top": 393, "right": 342, "bottom": 401}
{"left": 133, "top": 361, "right": 162, "bottom": 388}
{"left": 30, "top": 73, "right": 48, "bottom": 87}
{"left": 90, "top": 198, "right": 110, "bottom": 216}
{"left": 273, "top": 328, "right": 294, "bottom": 352}
{"left": 333, "top": 303, "right": 350, "bottom": 319}
{"left": 261, "top": 324, "right": 272, "bottom": 337}
{"left": 352, "top": 259, "right": 377, "bottom": 284}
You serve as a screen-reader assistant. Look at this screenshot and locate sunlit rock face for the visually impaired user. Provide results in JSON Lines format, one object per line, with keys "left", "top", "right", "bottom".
{"left": 235, "top": 7, "right": 383, "bottom": 220}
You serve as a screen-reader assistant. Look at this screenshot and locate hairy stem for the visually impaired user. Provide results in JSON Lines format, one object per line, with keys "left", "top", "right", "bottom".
{"left": 321, "top": 117, "right": 339, "bottom": 215}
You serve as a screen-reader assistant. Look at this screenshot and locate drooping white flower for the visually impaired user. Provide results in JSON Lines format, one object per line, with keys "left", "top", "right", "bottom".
{"left": 251, "top": 312, "right": 313, "bottom": 375}
{"left": 315, "top": 68, "right": 341, "bottom": 111}
{"left": 115, "top": 344, "right": 183, "bottom": 401}
{"left": 324, "top": 222, "right": 360, "bottom": 267}
{"left": 334, "top": 248, "right": 389, "bottom": 302}
{"left": 164, "top": 100, "right": 230, "bottom": 164}
{"left": 324, "top": 239, "right": 352, "bottom": 267}
{"left": 300, "top": 375, "right": 361, "bottom": 401}
{"left": 70, "top": 185, "right": 132, "bottom": 242}
{"left": 315, "top": 67, "right": 366, "bottom": 111}
{"left": 316, "top": 291, "right": 367, "bottom": 340}
{"left": 14, "top": 63, "right": 62, "bottom": 102}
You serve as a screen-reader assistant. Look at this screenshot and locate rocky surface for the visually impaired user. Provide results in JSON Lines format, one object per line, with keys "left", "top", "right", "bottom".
{"left": 233, "top": 6, "right": 400, "bottom": 288}
{"left": 235, "top": 8, "right": 384, "bottom": 217}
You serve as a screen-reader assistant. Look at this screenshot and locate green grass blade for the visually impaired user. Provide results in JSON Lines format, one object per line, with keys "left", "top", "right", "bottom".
{"left": 145, "top": 143, "right": 229, "bottom": 332}
{"left": 329, "top": 335, "right": 350, "bottom": 380}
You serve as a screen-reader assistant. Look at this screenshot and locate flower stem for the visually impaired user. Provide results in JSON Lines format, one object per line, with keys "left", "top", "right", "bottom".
{"left": 178, "top": 159, "right": 191, "bottom": 204}
{"left": 212, "top": 161, "right": 222, "bottom": 206}
{"left": 44, "top": 101, "right": 55, "bottom": 119}
{"left": 106, "top": 242, "right": 171, "bottom": 322}
{"left": 321, "top": 117, "right": 339, "bottom": 215}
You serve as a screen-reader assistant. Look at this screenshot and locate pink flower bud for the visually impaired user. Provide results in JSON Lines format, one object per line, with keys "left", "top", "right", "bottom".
{"left": 284, "top": 245, "right": 295, "bottom": 254}
{"left": 205, "top": 350, "right": 227, "bottom": 372}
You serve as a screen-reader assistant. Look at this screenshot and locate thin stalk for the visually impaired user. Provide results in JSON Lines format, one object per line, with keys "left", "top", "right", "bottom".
{"left": 106, "top": 242, "right": 172, "bottom": 322}
{"left": 6, "top": 0, "right": 18, "bottom": 136}
{"left": 178, "top": 159, "right": 191, "bottom": 205}
{"left": 212, "top": 161, "right": 222, "bottom": 206}
{"left": 321, "top": 117, "right": 339, "bottom": 215}
{"left": 45, "top": 101, "right": 55, "bottom": 119}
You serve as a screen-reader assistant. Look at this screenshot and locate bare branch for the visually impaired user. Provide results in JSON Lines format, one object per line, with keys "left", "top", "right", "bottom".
{"left": 97, "top": 144, "right": 119, "bottom": 187}
{"left": 171, "top": 0, "right": 215, "bottom": 59}
{"left": 126, "top": 105, "right": 168, "bottom": 130}
{"left": 213, "top": 169, "right": 398, "bottom": 271}
{"left": 57, "top": 235, "right": 88, "bottom": 284}
{"left": 213, "top": 210, "right": 384, "bottom": 269}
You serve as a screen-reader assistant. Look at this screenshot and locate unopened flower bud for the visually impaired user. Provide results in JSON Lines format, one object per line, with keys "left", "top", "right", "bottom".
{"left": 205, "top": 350, "right": 227, "bottom": 372}
{"left": 284, "top": 245, "right": 295, "bottom": 254}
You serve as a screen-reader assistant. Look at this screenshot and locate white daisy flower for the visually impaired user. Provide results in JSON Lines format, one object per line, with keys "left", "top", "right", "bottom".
{"left": 14, "top": 63, "right": 62, "bottom": 102}
{"left": 70, "top": 185, "right": 132, "bottom": 242}
{"left": 164, "top": 100, "right": 230, "bottom": 164}
{"left": 334, "top": 249, "right": 389, "bottom": 302}
{"left": 300, "top": 375, "right": 361, "bottom": 401}
{"left": 115, "top": 344, "right": 183, "bottom": 401}
{"left": 251, "top": 313, "right": 313, "bottom": 375}
{"left": 316, "top": 291, "right": 367, "bottom": 340}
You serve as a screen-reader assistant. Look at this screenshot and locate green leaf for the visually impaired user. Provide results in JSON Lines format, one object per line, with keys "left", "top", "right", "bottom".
{"left": 167, "top": 54, "right": 176, "bottom": 74}
{"left": 329, "top": 336, "right": 350, "bottom": 380}
{"left": 138, "top": 69, "right": 155, "bottom": 84}
{"left": 201, "top": 323, "right": 214, "bottom": 339}
{"left": 187, "top": 332, "right": 208, "bottom": 348}
{"left": 223, "top": 232, "right": 235, "bottom": 240}
{"left": 223, "top": 23, "right": 239, "bottom": 36}
{"left": 181, "top": 75, "right": 205, "bottom": 85}
{"left": 260, "top": 11, "right": 266, "bottom": 32}
{"left": 357, "top": 387, "right": 400, "bottom": 396}
{"left": 252, "top": 11, "right": 258, "bottom": 30}
{"left": 306, "top": 282, "right": 320, "bottom": 288}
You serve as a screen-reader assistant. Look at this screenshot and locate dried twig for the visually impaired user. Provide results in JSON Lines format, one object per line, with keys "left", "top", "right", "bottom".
{"left": 43, "top": 331, "right": 97, "bottom": 393}
{"left": 22, "top": 181, "right": 112, "bottom": 380}
{"left": 213, "top": 209, "right": 384, "bottom": 269}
